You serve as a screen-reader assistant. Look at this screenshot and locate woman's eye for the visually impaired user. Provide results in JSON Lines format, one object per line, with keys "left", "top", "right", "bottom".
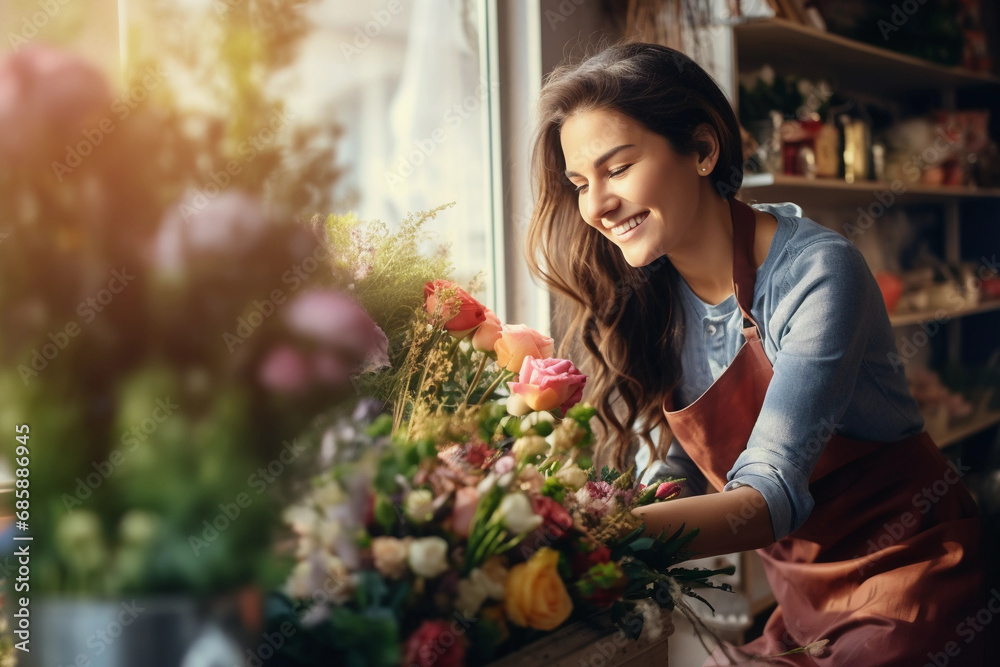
{"left": 573, "top": 183, "right": 588, "bottom": 193}
{"left": 609, "top": 164, "right": 631, "bottom": 178}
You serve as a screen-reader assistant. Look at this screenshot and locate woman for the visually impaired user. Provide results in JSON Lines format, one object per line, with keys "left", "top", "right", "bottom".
{"left": 525, "top": 42, "right": 986, "bottom": 666}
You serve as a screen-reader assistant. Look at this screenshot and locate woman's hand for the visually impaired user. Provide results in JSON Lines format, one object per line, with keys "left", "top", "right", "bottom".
{"left": 631, "top": 485, "right": 776, "bottom": 558}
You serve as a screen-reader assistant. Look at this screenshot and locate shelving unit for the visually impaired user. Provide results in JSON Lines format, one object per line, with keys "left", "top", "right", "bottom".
{"left": 733, "top": 18, "right": 1000, "bottom": 96}
{"left": 735, "top": 16, "right": 1000, "bottom": 454}
{"left": 742, "top": 173, "right": 1000, "bottom": 208}
{"left": 889, "top": 300, "right": 1000, "bottom": 328}
{"left": 936, "top": 409, "right": 1000, "bottom": 448}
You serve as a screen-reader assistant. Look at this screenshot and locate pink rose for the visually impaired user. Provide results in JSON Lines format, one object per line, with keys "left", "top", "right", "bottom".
{"left": 494, "top": 324, "right": 554, "bottom": 373}
{"left": 507, "top": 356, "right": 586, "bottom": 413}
{"left": 655, "top": 481, "right": 682, "bottom": 500}
{"left": 403, "top": 620, "right": 466, "bottom": 667}
{"left": 423, "top": 279, "right": 486, "bottom": 334}
{"left": 451, "top": 486, "right": 479, "bottom": 538}
{"left": 472, "top": 308, "right": 502, "bottom": 352}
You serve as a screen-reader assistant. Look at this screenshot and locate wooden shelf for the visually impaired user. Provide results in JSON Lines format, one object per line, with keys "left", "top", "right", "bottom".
{"left": 734, "top": 18, "right": 1000, "bottom": 96}
{"left": 740, "top": 173, "right": 1000, "bottom": 208}
{"left": 936, "top": 409, "right": 1000, "bottom": 448}
{"left": 890, "top": 300, "right": 1000, "bottom": 328}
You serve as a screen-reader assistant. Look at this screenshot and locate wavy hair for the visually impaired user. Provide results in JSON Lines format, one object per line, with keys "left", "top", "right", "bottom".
{"left": 524, "top": 41, "right": 743, "bottom": 471}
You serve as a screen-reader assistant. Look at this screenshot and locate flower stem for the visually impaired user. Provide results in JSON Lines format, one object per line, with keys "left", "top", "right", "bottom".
{"left": 476, "top": 369, "right": 513, "bottom": 407}
{"left": 463, "top": 353, "right": 490, "bottom": 405}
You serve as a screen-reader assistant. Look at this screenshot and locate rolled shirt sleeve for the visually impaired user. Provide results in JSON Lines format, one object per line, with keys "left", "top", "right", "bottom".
{"left": 723, "top": 236, "right": 876, "bottom": 540}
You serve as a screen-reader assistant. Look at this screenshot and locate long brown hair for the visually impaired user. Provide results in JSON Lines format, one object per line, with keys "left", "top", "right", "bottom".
{"left": 525, "top": 41, "right": 743, "bottom": 471}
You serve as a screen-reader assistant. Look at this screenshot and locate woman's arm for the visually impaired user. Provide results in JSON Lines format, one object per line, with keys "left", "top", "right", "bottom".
{"left": 631, "top": 485, "right": 775, "bottom": 558}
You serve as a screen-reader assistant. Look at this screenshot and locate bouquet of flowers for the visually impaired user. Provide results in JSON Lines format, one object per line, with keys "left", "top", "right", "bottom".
{"left": 262, "top": 275, "right": 736, "bottom": 666}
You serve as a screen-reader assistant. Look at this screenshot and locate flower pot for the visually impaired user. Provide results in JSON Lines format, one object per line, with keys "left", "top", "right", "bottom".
{"left": 21, "top": 595, "right": 252, "bottom": 667}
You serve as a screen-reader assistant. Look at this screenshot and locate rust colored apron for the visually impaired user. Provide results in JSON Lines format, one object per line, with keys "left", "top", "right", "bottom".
{"left": 663, "top": 198, "right": 986, "bottom": 666}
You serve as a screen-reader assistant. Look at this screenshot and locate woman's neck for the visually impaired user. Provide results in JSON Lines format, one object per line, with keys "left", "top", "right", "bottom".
{"left": 667, "top": 193, "right": 734, "bottom": 306}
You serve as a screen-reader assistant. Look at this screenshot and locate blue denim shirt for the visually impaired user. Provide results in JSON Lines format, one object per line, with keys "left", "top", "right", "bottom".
{"left": 639, "top": 202, "right": 924, "bottom": 541}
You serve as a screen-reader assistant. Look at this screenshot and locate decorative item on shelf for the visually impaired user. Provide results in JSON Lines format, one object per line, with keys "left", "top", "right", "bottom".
{"left": 780, "top": 118, "right": 818, "bottom": 178}
{"left": 908, "top": 366, "right": 974, "bottom": 443}
{"left": 840, "top": 115, "right": 871, "bottom": 183}
{"left": 875, "top": 272, "right": 904, "bottom": 314}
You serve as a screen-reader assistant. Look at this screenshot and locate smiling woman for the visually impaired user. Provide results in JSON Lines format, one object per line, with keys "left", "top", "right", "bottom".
{"left": 525, "top": 41, "right": 987, "bottom": 667}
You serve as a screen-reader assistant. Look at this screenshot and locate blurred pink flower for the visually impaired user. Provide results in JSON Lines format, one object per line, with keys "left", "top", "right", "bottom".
{"left": 451, "top": 486, "right": 479, "bottom": 538}
{"left": 153, "top": 191, "right": 270, "bottom": 272}
{"left": 285, "top": 290, "right": 388, "bottom": 373}
{"left": 312, "top": 351, "right": 352, "bottom": 387}
{"left": 259, "top": 345, "right": 310, "bottom": 394}
{"left": 0, "top": 44, "right": 113, "bottom": 163}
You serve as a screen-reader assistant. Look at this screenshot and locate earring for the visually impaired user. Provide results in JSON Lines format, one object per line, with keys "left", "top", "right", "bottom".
{"left": 700, "top": 166, "right": 707, "bottom": 172}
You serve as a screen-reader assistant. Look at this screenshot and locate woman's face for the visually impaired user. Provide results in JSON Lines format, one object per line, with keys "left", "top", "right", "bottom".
{"left": 560, "top": 107, "right": 709, "bottom": 268}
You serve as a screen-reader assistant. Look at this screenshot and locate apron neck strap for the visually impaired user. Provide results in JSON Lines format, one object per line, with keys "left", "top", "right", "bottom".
{"left": 730, "top": 198, "right": 762, "bottom": 336}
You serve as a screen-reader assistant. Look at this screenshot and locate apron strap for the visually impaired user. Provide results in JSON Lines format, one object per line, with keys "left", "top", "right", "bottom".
{"left": 729, "top": 198, "right": 763, "bottom": 340}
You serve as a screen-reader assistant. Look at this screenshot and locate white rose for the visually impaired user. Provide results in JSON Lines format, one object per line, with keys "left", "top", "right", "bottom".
{"left": 405, "top": 489, "right": 435, "bottom": 524}
{"left": 407, "top": 536, "right": 450, "bottom": 579}
{"left": 495, "top": 492, "right": 543, "bottom": 534}
{"left": 555, "top": 464, "right": 589, "bottom": 491}
{"left": 512, "top": 435, "right": 549, "bottom": 461}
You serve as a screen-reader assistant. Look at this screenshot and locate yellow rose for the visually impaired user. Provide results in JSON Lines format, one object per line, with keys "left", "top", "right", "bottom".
{"left": 504, "top": 548, "right": 573, "bottom": 630}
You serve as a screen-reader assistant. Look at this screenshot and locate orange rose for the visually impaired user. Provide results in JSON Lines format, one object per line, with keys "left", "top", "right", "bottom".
{"left": 494, "top": 324, "right": 554, "bottom": 372}
{"left": 472, "top": 308, "right": 502, "bottom": 352}
{"left": 423, "top": 279, "right": 487, "bottom": 334}
{"left": 504, "top": 548, "right": 573, "bottom": 630}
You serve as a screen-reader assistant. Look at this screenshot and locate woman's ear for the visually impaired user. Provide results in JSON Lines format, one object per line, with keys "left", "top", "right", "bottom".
{"left": 692, "top": 123, "right": 720, "bottom": 173}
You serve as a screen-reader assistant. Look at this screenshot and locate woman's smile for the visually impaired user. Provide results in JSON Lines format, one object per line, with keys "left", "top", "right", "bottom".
{"left": 610, "top": 211, "right": 648, "bottom": 240}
